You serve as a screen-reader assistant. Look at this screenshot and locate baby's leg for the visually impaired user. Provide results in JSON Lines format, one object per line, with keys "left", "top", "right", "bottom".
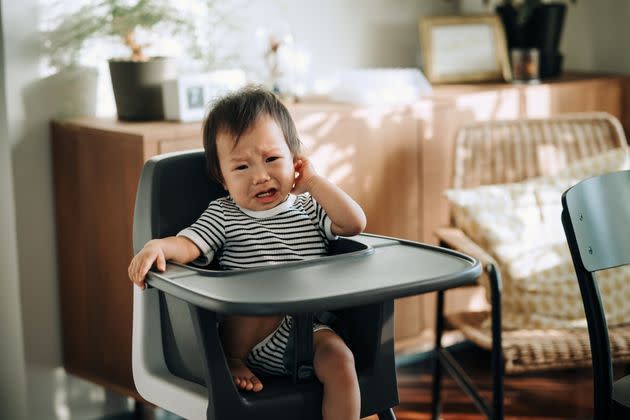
{"left": 313, "top": 329, "right": 360, "bottom": 420}
{"left": 221, "top": 315, "right": 285, "bottom": 393}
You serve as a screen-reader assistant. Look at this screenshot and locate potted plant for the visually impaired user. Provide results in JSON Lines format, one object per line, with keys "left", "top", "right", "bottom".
{"left": 43, "top": 0, "right": 199, "bottom": 120}
{"left": 488, "top": 0, "right": 577, "bottom": 78}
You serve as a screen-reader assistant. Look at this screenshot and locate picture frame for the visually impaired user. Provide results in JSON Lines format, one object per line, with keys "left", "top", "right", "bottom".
{"left": 162, "top": 70, "right": 246, "bottom": 122}
{"left": 419, "top": 15, "right": 511, "bottom": 84}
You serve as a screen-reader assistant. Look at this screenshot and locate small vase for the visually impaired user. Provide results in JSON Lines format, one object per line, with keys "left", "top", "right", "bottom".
{"left": 108, "top": 57, "right": 177, "bottom": 121}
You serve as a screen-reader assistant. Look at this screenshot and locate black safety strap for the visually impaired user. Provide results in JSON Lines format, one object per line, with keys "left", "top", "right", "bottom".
{"left": 291, "top": 313, "right": 315, "bottom": 383}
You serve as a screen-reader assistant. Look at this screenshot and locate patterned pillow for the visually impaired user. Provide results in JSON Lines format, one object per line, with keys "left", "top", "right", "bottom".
{"left": 444, "top": 147, "right": 630, "bottom": 329}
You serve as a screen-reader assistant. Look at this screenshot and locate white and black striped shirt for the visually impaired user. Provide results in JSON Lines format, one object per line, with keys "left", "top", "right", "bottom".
{"left": 177, "top": 193, "right": 336, "bottom": 270}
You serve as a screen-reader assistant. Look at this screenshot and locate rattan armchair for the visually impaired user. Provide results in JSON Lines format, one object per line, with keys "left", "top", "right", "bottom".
{"left": 431, "top": 113, "right": 630, "bottom": 420}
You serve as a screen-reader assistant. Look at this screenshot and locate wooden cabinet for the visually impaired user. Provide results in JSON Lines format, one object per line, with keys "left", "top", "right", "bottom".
{"left": 51, "top": 74, "right": 627, "bottom": 397}
{"left": 51, "top": 119, "right": 202, "bottom": 398}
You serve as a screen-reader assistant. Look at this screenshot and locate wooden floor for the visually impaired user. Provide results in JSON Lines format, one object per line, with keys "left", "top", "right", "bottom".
{"left": 387, "top": 344, "right": 600, "bottom": 420}
{"left": 129, "top": 343, "right": 618, "bottom": 420}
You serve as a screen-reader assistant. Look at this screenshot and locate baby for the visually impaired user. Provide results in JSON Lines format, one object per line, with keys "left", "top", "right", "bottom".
{"left": 128, "top": 86, "right": 366, "bottom": 419}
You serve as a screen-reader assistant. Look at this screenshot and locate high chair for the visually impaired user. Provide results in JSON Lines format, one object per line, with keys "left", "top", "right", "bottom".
{"left": 132, "top": 149, "right": 481, "bottom": 419}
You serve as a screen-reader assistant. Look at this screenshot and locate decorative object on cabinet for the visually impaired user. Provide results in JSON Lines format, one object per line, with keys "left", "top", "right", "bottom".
{"left": 492, "top": 0, "right": 577, "bottom": 78}
{"left": 328, "top": 68, "right": 432, "bottom": 105}
{"left": 432, "top": 113, "right": 630, "bottom": 420}
{"left": 162, "top": 70, "right": 247, "bottom": 122}
{"left": 509, "top": 47, "right": 540, "bottom": 83}
{"left": 562, "top": 168, "right": 630, "bottom": 420}
{"left": 419, "top": 15, "right": 511, "bottom": 83}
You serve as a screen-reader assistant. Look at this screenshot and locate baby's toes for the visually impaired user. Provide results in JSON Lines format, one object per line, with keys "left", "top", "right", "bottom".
{"left": 250, "top": 376, "right": 263, "bottom": 392}
{"left": 243, "top": 377, "right": 254, "bottom": 391}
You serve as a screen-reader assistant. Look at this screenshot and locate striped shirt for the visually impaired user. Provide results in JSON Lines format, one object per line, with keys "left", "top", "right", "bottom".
{"left": 177, "top": 193, "right": 337, "bottom": 270}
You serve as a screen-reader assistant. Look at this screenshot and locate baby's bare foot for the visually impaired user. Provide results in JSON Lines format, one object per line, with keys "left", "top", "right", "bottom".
{"left": 227, "top": 358, "right": 263, "bottom": 392}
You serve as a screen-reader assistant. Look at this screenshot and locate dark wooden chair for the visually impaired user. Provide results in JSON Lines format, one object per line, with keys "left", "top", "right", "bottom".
{"left": 562, "top": 169, "right": 630, "bottom": 419}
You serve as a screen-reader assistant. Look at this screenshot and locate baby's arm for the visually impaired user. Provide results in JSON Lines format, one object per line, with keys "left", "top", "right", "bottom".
{"left": 292, "top": 155, "right": 366, "bottom": 236}
{"left": 128, "top": 236, "right": 200, "bottom": 290}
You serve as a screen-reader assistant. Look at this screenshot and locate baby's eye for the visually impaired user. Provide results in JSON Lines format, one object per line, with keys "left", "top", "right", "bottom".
{"left": 234, "top": 164, "right": 248, "bottom": 171}
{"left": 266, "top": 156, "right": 279, "bottom": 163}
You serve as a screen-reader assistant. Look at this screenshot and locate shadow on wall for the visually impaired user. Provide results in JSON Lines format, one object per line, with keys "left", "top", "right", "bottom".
{"left": 25, "top": 66, "right": 99, "bottom": 120}
{"left": 13, "top": 67, "right": 120, "bottom": 418}
{"left": 362, "top": 22, "right": 421, "bottom": 68}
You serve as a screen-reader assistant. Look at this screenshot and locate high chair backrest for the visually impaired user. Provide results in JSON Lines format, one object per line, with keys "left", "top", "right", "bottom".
{"left": 133, "top": 149, "right": 226, "bottom": 251}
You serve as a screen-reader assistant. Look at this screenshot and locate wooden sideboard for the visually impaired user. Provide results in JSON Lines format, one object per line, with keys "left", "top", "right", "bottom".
{"left": 51, "top": 74, "right": 627, "bottom": 397}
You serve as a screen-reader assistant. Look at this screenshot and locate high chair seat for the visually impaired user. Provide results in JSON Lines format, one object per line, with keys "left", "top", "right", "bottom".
{"left": 132, "top": 150, "right": 481, "bottom": 419}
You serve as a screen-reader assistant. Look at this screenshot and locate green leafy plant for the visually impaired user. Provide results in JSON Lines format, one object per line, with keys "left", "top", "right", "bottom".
{"left": 43, "top": 0, "right": 198, "bottom": 67}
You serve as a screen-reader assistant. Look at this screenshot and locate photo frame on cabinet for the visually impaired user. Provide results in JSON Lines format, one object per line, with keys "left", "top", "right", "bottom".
{"left": 162, "top": 70, "right": 246, "bottom": 122}
{"left": 419, "top": 15, "right": 512, "bottom": 83}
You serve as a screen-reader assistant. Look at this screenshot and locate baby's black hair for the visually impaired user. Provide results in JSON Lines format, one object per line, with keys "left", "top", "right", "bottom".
{"left": 202, "top": 85, "right": 301, "bottom": 184}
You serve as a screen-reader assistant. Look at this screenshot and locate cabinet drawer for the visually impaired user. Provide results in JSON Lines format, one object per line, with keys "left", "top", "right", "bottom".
{"left": 159, "top": 137, "right": 202, "bottom": 154}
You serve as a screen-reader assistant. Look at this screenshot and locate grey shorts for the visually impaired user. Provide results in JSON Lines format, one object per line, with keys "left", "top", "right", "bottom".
{"left": 245, "top": 315, "right": 332, "bottom": 376}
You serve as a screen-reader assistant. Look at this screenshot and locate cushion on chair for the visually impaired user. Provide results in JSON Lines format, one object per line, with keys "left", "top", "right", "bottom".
{"left": 445, "top": 147, "right": 630, "bottom": 331}
{"left": 448, "top": 310, "right": 630, "bottom": 373}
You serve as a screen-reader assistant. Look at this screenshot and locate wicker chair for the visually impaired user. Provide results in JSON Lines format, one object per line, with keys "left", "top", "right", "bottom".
{"left": 431, "top": 112, "right": 630, "bottom": 420}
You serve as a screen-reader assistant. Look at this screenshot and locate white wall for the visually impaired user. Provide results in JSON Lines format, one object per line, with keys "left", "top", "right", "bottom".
{"left": 562, "top": 0, "right": 630, "bottom": 73}
{"left": 2, "top": 0, "right": 66, "bottom": 417}
{"left": 0, "top": 0, "right": 29, "bottom": 417}
{"left": 281, "top": 0, "right": 455, "bottom": 71}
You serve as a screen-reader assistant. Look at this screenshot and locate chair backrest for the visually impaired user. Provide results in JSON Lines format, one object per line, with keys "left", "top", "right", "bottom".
{"left": 563, "top": 170, "right": 630, "bottom": 273}
{"left": 133, "top": 149, "right": 227, "bottom": 252}
{"left": 452, "top": 112, "right": 627, "bottom": 189}
{"left": 561, "top": 169, "right": 630, "bottom": 419}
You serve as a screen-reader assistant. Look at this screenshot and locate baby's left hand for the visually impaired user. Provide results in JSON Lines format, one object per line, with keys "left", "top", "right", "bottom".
{"left": 292, "top": 155, "right": 319, "bottom": 195}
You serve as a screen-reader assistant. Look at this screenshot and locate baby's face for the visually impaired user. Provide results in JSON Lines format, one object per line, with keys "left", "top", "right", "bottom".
{"left": 217, "top": 114, "right": 296, "bottom": 211}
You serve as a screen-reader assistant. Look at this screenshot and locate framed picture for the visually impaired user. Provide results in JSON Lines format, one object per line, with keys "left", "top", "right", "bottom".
{"left": 419, "top": 15, "right": 511, "bottom": 84}
{"left": 162, "top": 70, "right": 246, "bottom": 122}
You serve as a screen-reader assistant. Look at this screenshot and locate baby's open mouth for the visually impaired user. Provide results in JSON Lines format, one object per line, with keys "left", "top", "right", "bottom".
{"left": 256, "top": 188, "right": 277, "bottom": 198}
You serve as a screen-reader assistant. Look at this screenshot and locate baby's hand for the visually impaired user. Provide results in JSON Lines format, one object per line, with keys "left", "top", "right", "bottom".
{"left": 128, "top": 240, "right": 166, "bottom": 290}
{"left": 292, "top": 155, "right": 319, "bottom": 195}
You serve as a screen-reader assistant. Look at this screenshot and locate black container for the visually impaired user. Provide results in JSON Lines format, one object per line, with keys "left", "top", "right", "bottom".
{"left": 526, "top": 3, "right": 567, "bottom": 54}
{"left": 496, "top": 2, "right": 567, "bottom": 78}
{"left": 108, "top": 57, "right": 176, "bottom": 121}
{"left": 495, "top": 4, "right": 524, "bottom": 50}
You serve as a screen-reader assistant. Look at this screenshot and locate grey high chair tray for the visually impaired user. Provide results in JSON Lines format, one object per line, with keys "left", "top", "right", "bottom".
{"left": 146, "top": 234, "right": 480, "bottom": 315}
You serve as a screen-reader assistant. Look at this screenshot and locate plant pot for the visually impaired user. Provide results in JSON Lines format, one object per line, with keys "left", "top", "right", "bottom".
{"left": 496, "top": 3, "right": 567, "bottom": 79}
{"left": 495, "top": 4, "right": 524, "bottom": 50}
{"left": 526, "top": 3, "right": 567, "bottom": 54}
{"left": 108, "top": 57, "right": 177, "bottom": 121}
